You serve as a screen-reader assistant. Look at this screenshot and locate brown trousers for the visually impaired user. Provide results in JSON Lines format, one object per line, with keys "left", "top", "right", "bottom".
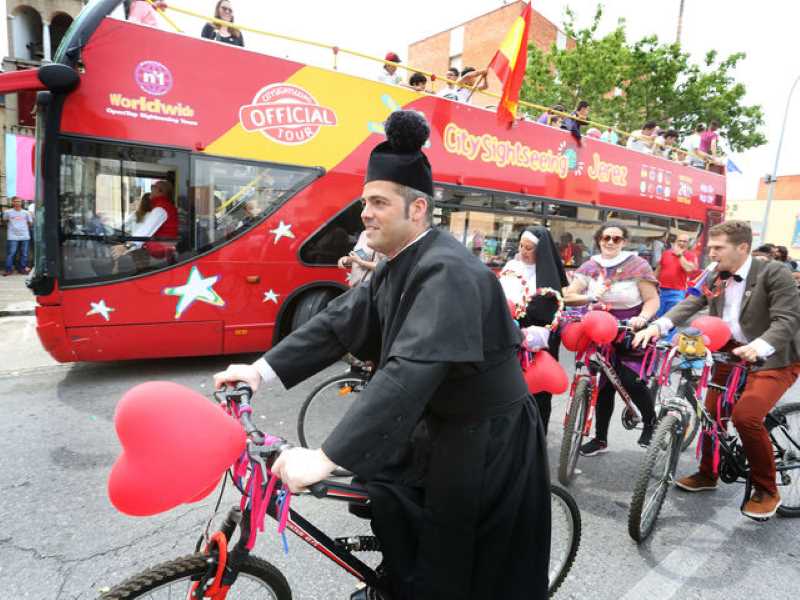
{"left": 700, "top": 359, "right": 800, "bottom": 495}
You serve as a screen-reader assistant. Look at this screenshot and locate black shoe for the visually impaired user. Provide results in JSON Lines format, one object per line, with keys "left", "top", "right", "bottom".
{"left": 580, "top": 438, "right": 608, "bottom": 456}
{"left": 637, "top": 425, "right": 654, "bottom": 447}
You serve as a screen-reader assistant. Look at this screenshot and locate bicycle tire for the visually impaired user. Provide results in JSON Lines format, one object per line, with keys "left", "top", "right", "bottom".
{"left": 654, "top": 369, "right": 699, "bottom": 452}
{"left": 767, "top": 402, "right": 800, "bottom": 517}
{"left": 628, "top": 413, "right": 682, "bottom": 543}
{"left": 558, "top": 378, "right": 591, "bottom": 486}
{"left": 548, "top": 485, "right": 581, "bottom": 597}
{"left": 99, "top": 553, "right": 291, "bottom": 599}
{"left": 298, "top": 371, "right": 369, "bottom": 478}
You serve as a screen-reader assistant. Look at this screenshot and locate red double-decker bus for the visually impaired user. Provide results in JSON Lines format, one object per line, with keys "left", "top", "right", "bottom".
{"left": 0, "top": 0, "right": 725, "bottom": 362}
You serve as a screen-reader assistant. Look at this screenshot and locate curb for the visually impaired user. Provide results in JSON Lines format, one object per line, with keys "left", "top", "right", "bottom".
{"left": 0, "top": 309, "right": 35, "bottom": 318}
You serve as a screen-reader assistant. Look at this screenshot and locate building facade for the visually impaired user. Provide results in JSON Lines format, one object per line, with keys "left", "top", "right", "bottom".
{"left": 2, "top": 0, "right": 84, "bottom": 205}
{"left": 727, "top": 175, "right": 800, "bottom": 254}
{"left": 407, "top": 1, "right": 571, "bottom": 104}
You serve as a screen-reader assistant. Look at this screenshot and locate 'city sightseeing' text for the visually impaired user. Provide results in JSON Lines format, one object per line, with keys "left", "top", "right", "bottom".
{"left": 443, "top": 123, "right": 570, "bottom": 179}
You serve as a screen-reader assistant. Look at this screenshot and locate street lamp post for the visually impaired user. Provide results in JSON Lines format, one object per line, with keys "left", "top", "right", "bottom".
{"left": 761, "top": 75, "right": 800, "bottom": 243}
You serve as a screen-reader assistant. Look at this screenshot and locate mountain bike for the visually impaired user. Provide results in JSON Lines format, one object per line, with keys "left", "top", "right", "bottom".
{"left": 628, "top": 345, "right": 800, "bottom": 543}
{"left": 557, "top": 316, "right": 660, "bottom": 486}
{"left": 102, "top": 385, "right": 581, "bottom": 598}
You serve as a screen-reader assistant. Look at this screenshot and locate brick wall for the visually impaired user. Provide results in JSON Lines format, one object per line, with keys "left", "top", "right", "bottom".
{"left": 407, "top": 0, "right": 570, "bottom": 103}
{"left": 756, "top": 175, "right": 800, "bottom": 201}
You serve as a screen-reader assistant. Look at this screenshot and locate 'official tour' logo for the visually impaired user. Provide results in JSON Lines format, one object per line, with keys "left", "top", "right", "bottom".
{"left": 239, "top": 83, "right": 337, "bottom": 145}
{"left": 134, "top": 61, "right": 173, "bottom": 96}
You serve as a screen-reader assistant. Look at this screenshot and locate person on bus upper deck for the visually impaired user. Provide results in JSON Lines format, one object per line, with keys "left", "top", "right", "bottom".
{"left": 560, "top": 100, "right": 589, "bottom": 142}
{"left": 214, "top": 110, "right": 551, "bottom": 600}
{"left": 201, "top": 1, "right": 244, "bottom": 47}
{"left": 127, "top": 0, "right": 160, "bottom": 27}
{"left": 377, "top": 52, "right": 403, "bottom": 85}
{"left": 436, "top": 67, "right": 460, "bottom": 97}
{"left": 439, "top": 67, "right": 489, "bottom": 104}
{"left": 562, "top": 222, "right": 660, "bottom": 453}
{"left": 626, "top": 120, "right": 658, "bottom": 154}
{"left": 654, "top": 129, "right": 679, "bottom": 159}
{"left": 699, "top": 120, "right": 721, "bottom": 160}
{"left": 408, "top": 72, "right": 428, "bottom": 93}
{"left": 683, "top": 123, "right": 707, "bottom": 168}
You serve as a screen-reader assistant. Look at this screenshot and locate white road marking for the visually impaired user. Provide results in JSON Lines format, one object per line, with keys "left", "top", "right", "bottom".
{"left": 620, "top": 493, "right": 748, "bottom": 600}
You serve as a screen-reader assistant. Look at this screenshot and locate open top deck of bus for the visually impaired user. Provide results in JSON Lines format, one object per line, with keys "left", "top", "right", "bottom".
{"left": 0, "top": 0, "right": 726, "bottom": 362}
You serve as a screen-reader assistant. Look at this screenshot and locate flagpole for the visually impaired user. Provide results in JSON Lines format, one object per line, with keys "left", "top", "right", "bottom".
{"left": 761, "top": 74, "right": 800, "bottom": 243}
{"left": 465, "top": 71, "right": 488, "bottom": 103}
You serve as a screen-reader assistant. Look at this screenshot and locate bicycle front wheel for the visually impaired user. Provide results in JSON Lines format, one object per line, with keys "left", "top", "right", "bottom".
{"left": 99, "top": 553, "right": 291, "bottom": 599}
{"left": 558, "top": 378, "right": 590, "bottom": 486}
{"left": 768, "top": 402, "right": 800, "bottom": 517}
{"left": 655, "top": 369, "right": 699, "bottom": 452}
{"left": 298, "top": 371, "right": 369, "bottom": 478}
{"left": 628, "top": 413, "right": 682, "bottom": 543}
{"left": 548, "top": 485, "right": 581, "bottom": 597}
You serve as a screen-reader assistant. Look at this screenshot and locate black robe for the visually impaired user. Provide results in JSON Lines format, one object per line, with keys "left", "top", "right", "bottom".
{"left": 264, "top": 228, "right": 551, "bottom": 599}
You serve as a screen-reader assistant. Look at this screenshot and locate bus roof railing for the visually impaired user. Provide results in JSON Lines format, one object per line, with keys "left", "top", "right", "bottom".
{"left": 146, "top": 1, "right": 720, "bottom": 171}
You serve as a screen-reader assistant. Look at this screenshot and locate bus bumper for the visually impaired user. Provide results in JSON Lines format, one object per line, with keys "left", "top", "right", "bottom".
{"left": 35, "top": 305, "right": 76, "bottom": 363}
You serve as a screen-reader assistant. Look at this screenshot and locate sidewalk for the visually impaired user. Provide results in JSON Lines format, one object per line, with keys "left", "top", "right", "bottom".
{"left": 0, "top": 273, "right": 36, "bottom": 317}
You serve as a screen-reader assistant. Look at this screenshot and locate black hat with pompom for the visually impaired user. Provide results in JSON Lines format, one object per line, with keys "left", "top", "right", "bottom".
{"left": 365, "top": 111, "right": 433, "bottom": 196}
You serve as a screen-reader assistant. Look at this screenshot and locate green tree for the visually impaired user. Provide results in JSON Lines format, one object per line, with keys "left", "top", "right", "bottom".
{"left": 521, "top": 6, "right": 765, "bottom": 152}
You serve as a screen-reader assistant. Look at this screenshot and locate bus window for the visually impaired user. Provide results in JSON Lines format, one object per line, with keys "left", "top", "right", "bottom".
{"left": 58, "top": 138, "right": 188, "bottom": 285}
{"left": 301, "top": 200, "right": 364, "bottom": 265}
{"left": 191, "top": 157, "right": 319, "bottom": 252}
{"left": 548, "top": 206, "right": 601, "bottom": 268}
{"left": 434, "top": 186, "right": 545, "bottom": 268}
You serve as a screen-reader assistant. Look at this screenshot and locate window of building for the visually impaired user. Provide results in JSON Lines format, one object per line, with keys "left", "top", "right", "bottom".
{"left": 556, "top": 30, "right": 567, "bottom": 50}
{"left": 449, "top": 26, "right": 464, "bottom": 57}
{"left": 449, "top": 54, "right": 463, "bottom": 73}
{"left": 191, "top": 156, "right": 319, "bottom": 252}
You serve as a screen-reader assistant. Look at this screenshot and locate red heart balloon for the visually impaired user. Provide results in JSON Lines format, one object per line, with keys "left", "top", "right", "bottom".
{"left": 525, "top": 350, "right": 570, "bottom": 395}
{"left": 583, "top": 310, "right": 619, "bottom": 344}
{"left": 561, "top": 322, "right": 590, "bottom": 352}
{"left": 108, "top": 381, "right": 246, "bottom": 516}
{"left": 691, "top": 316, "right": 731, "bottom": 352}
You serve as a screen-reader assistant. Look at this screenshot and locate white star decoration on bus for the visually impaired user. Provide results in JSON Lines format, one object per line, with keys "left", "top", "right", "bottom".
{"left": 269, "top": 221, "right": 295, "bottom": 244}
{"left": 162, "top": 266, "right": 225, "bottom": 319}
{"left": 263, "top": 289, "right": 279, "bottom": 304}
{"left": 86, "top": 299, "right": 115, "bottom": 321}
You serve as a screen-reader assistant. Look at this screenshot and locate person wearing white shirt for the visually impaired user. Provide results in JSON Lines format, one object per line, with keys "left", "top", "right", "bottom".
{"left": 500, "top": 227, "right": 568, "bottom": 433}
{"left": 626, "top": 120, "right": 657, "bottom": 154}
{"left": 377, "top": 51, "right": 403, "bottom": 86}
{"left": 634, "top": 220, "right": 800, "bottom": 520}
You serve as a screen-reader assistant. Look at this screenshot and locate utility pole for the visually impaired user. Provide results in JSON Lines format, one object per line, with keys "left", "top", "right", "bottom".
{"left": 761, "top": 75, "right": 800, "bottom": 242}
{"left": 676, "top": 0, "right": 686, "bottom": 44}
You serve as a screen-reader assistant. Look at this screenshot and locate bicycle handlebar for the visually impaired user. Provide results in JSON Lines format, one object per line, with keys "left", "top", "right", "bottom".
{"left": 216, "top": 383, "right": 368, "bottom": 501}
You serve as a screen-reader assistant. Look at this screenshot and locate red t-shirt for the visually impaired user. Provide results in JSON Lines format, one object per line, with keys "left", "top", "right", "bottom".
{"left": 658, "top": 250, "right": 697, "bottom": 290}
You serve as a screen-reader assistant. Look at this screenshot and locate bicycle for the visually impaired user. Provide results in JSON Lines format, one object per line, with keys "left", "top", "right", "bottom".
{"left": 627, "top": 331, "right": 800, "bottom": 543}
{"left": 102, "top": 385, "right": 582, "bottom": 598}
{"left": 557, "top": 312, "right": 660, "bottom": 486}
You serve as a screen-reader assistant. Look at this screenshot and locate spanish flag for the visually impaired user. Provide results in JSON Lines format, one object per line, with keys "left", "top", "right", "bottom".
{"left": 488, "top": 2, "right": 532, "bottom": 127}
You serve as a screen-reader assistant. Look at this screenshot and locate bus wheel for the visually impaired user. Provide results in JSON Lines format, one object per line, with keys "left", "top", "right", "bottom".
{"left": 289, "top": 288, "right": 341, "bottom": 333}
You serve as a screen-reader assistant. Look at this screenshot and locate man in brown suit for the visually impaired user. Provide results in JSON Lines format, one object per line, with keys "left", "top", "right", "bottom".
{"left": 634, "top": 220, "right": 800, "bottom": 520}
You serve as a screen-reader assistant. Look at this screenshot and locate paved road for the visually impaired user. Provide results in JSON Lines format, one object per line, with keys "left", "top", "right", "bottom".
{"left": 0, "top": 341, "right": 798, "bottom": 599}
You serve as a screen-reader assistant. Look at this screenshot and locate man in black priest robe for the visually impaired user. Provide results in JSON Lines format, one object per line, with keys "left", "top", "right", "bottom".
{"left": 214, "top": 111, "right": 551, "bottom": 600}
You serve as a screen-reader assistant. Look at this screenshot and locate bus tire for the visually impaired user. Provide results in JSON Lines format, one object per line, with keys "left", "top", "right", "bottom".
{"left": 289, "top": 288, "right": 340, "bottom": 333}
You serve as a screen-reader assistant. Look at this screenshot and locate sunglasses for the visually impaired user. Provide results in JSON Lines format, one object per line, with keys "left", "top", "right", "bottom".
{"left": 601, "top": 235, "right": 625, "bottom": 244}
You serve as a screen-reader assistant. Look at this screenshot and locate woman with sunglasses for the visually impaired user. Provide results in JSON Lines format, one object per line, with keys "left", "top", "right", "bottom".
{"left": 563, "top": 222, "right": 660, "bottom": 454}
{"left": 201, "top": 0, "right": 244, "bottom": 47}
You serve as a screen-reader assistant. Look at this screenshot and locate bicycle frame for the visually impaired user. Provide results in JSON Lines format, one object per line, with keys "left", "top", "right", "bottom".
{"left": 564, "top": 344, "right": 641, "bottom": 437}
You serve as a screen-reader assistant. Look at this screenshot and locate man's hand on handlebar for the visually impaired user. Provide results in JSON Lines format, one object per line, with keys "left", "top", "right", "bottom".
{"left": 213, "top": 364, "right": 262, "bottom": 393}
{"left": 732, "top": 343, "right": 760, "bottom": 363}
{"left": 272, "top": 447, "right": 337, "bottom": 493}
{"left": 632, "top": 324, "right": 661, "bottom": 349}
